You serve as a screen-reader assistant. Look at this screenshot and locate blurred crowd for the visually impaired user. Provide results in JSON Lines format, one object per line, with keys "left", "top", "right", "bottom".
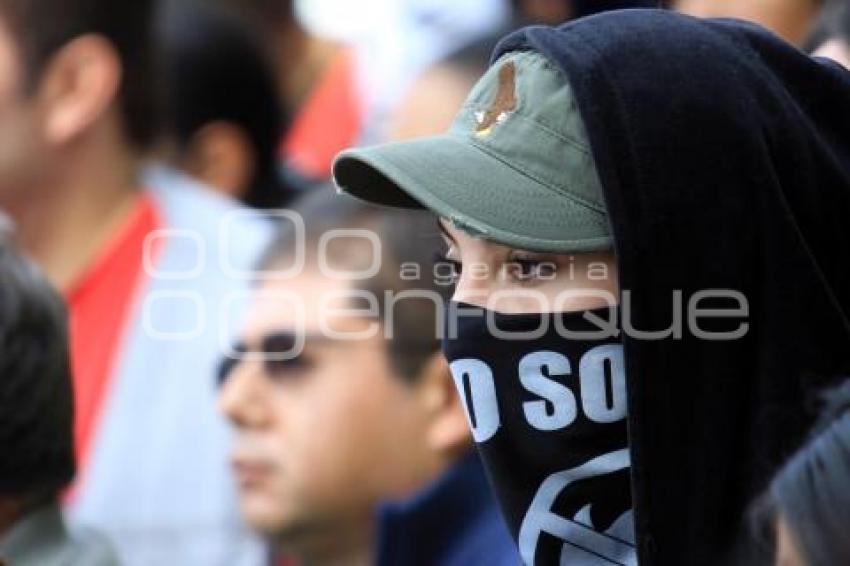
{"left": 0, "top": 1, "right": 849, "bottom": 566}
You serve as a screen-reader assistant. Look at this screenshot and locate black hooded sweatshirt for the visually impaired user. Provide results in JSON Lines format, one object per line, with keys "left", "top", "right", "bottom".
{"left": 494, "top": 9, "right": 850, "bottom": 566}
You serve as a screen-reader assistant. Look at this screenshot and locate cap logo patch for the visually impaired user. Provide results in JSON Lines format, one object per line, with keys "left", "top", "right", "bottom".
{"left": 475, "top": 61, "right": 517, "bottom": 138}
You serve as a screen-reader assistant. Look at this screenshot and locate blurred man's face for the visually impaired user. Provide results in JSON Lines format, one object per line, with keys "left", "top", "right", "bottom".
{"left": 0, "top": 15, "right": 47, "bottom": 202}
{"left": 674, "top": 0, "right": 819, "bottom": 46}
{"left": 219, "top": 270, "right": 433, "bottom": 543}
{"left": 517, "top": 0, "right": 573, "bottom": 25}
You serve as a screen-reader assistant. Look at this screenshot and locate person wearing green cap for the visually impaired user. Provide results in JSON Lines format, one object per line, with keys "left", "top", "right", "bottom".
{"left": 333, "top": 8, "right": 850, "bottom": 566}
{"left": 337, "top": 46, "right": 631, "bottom": 566}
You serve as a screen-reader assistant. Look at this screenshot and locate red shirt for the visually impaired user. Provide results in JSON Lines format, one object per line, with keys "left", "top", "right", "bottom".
{"left": 65, "top": 194, "right": 163, "bottom": 482}
{"left": 282, "top": 49, "right": 364, "bottom": 179}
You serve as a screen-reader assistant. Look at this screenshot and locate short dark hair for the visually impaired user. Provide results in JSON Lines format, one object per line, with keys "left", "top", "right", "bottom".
{"left": 260, "top": 189, "right": 453, "bottom": 382}
{"left": 0, "top": 0, "right": 160, "bottom": 149}
{"left": 160, "top": 0, "right": 289, "bottom": 208}
{"left": 0, "top": 222, "right": 75, "bottom": 498}
{"left": 750, "top": 380, "right": 850, "bottom": 565}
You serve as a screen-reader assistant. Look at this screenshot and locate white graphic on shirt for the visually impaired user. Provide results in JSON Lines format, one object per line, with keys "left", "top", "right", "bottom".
{"left": 518, "top": 449, "right": 637, "bottom": 566}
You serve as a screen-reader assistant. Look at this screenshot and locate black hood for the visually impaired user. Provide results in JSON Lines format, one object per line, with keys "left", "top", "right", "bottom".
{"left": 494, "top": 9, "right": 850, "bottom": 565}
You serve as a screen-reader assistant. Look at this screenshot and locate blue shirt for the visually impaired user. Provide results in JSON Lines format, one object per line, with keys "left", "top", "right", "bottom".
{"left": 375, "top": 453, "right": 520, "bottom": 566}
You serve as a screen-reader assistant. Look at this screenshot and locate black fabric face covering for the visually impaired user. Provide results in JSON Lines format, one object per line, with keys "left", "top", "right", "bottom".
{"left": 442, "top": 302, "right": 635, "bottom": 566}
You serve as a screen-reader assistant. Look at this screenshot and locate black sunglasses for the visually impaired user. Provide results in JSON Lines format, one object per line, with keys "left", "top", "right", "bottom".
{"left": 216, "top": 331, "right": 306, "bottom": 387}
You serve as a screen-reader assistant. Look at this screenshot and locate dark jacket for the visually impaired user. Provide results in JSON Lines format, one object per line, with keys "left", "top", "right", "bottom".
{"left": 495, "top": 10, "right": 850, "bottom": 565}
{"left": 376, "top": 453, "right": 520, "bottom": 566}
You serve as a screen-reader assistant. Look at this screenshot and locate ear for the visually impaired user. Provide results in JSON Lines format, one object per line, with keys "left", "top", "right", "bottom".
{"left": 181, "top": 121, "right": 255, "bottom": 201}
{"left": 37, "top": 34, "right": 122, "bottom": 146}
{"left": 417, "top": 352, "right": 472, "bottom": 456}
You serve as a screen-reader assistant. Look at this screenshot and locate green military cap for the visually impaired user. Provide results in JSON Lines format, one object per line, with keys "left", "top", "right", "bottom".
{"left": 333, "top": 50, "right": 611, "bottom": 253}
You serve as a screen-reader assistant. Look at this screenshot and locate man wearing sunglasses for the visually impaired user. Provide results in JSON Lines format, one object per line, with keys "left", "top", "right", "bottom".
{"left": 217, "top": 190, "right": 518, "bottom": 566}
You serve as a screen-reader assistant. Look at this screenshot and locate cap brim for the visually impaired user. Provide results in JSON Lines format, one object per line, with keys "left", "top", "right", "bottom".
{"left": 332, "top": 134, "right": 612, "bottom": 253}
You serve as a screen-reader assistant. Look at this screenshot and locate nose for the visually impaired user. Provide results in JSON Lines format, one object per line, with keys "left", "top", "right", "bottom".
{"left": 218, "top": 359, "right": 269, "bottom": 428}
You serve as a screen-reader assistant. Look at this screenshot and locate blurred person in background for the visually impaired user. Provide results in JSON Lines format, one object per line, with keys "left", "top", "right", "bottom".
{"left": 0, "top": 0, "right": 268, "bottom": 563}
{"left": 218, "top": 190, "right": 519, "bottom": 566}
{"left": 158, "top": 0, "right": 295, "bottom": 208}
{"left": 513, "top": 0, "right": 662, "bottom": 25}
{"left": 387, "top": 43, "right": 491, "bottom": 141}
{"left": 227, "top": 0, "right": 513, "bottom": 186}
{"left": 808, "top": 0, "right": 850, "bottom": 67}
{"left": 0, "top": 221, "right": 118, "bottom": 565}
{"left": 226, "top": 0, "right": 364, "bottom": 186}
{"left": 674, "top": 0, "right": 825, "bottom": 46}
{"left": 750, "top": 381, "right": 850, "bottom": 566}
{"left": 390, "top": 0, "right": 660, "bottom": 139}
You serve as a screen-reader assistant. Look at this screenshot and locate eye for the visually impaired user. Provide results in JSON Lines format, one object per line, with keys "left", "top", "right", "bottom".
{"left": 505, "top": 255, "right": 557, "bottom": 283}
{"left": 263, "top": 354, "right": 312, "bottom": 380}
{"left": 260, "top": 333, "right": 311, "bottom": 381}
